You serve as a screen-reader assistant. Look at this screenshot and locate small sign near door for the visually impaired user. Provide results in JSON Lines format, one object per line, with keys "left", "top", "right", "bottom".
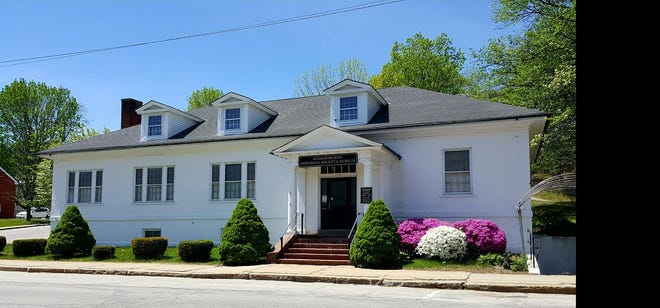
{"left": 360, "top": 187, "right": 372, "bottom": 204}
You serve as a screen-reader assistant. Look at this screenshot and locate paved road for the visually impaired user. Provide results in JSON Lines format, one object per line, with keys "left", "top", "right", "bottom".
{"left": 0, "top": 272, "right": 576, "bottom": 307}
{"left": 0, "top": 225, "right": 51, "bottom": 243}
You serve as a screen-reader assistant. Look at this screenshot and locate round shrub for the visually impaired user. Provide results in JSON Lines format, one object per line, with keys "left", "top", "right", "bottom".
{"left": 178, "top": 240, "right": 214, "bottom": 262}
{"left": 219, "top": 199, "right": 271, "bottom": 266}
{"left": 12, "top": 238, "right": 48, "bottom": 257}
{"left": 508, "top": 254, "right": 528, "bottom": 272}
{"left": 46, "top": 205, "right": 96, "bottom": 257}
{"left": 453, "top": 219, "right": 507, "bottom": 257}
{"left": 131, "top": 237, "right": 168, "bottom": 259}
{"left": 349, "top": 199, "right": 402, "bottom": 269}
{"left": 416, "top": 226, "right": 467, "bottom": 261}
{"left": 0, "top": 236, "right": 6, "bottom": 253}
{"left": 476, "top": 253, "right": 505, "bottom": 268}
{"left": 92, "top": 245, "right": 116, "bottom": 260}
{"left": 397, "top": 218, "right": 452, "bottom": 254}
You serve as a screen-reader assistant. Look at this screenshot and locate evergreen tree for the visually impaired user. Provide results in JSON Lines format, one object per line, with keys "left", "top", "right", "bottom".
{"left": 219, "top": 198, "right": 271, "bottom": 265}
{"left": 46, "top": 205, "right": 96, "bottom": 257}
{"left": 349, "top": 199, "right": 401, "bottom": 269}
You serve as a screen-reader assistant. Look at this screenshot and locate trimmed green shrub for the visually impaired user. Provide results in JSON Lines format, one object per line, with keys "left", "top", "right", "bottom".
{"left": 0, "top": 236, "right": 6, "bottom": 253}
{"left": 476, "top": 253, "right": 505, "bottom": 267}
{"left": 92, "top": 245, "right": 116, "bottom": 260}
{"left": 349, "top": 199, "right": 402, "bottom": 269}
{"left": 178, "top": 240, "right": 214, "bottom": 262}
{"left": 219, "top": 198, "right": 271, "bottom": 266}
{"left": 508, "top": 254, "right": 528, "bottom": 272}
{"left": 12, "top": 238, "right": 47, "bottom": 256}
{"left": 131, "top": 237, "right": 168, "bottom": 259}
{"left": 46, "top": 205, "right": 96, "bottom": 257}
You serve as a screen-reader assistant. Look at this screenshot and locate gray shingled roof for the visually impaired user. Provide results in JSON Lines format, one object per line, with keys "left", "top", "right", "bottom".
{"left": 39, "top": 86, "right": 546, "bottom": 155}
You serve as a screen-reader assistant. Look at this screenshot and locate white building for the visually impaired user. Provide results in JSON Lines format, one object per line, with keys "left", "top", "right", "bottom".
{"left": 40, "top": 80, "right": 546, "bottom": 253}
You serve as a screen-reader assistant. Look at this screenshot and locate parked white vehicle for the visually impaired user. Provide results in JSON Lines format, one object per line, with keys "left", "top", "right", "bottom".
{"left": 15, "top": 207, "right": 50, "bottom": 219}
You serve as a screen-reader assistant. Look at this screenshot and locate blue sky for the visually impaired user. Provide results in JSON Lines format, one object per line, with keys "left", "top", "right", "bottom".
{"left": 1, "top": 0, "right": 513, "bottom": 132}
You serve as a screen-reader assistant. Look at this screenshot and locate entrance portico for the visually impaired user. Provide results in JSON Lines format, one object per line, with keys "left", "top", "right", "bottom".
{"left": 272, "top": 125, "right": 400, "bottom": 235}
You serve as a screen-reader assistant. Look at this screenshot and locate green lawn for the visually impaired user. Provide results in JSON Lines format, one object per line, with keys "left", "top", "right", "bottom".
{"left": 531, "top": 190, "right": 575, "bottom": 205}
{"left": 0, "top": 218, "right": 50, "bottom": 228}
{"left": 0, "top": 245, "right": 221, "bottom": 265}
{"left": 402, "top": 258, "right": 525, "bottom": 274}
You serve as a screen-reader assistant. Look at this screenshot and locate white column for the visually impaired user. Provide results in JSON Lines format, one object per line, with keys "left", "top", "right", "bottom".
{"left": 296, "top": 168, "right": 307, "bottom": 233}
{"left": 360, "top": 152, "right": 373, "bottom": 214}
{"left": 288, "top": 162, "right": 297, "bottom": 232}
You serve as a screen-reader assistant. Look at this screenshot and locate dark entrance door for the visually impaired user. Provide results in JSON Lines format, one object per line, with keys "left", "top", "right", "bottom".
{"left": 321, "top": 177, "right": 356, "bottom": 229}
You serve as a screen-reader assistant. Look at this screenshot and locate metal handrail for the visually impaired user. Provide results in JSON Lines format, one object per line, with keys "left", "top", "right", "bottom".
{"left": 279, "top": 212, "right": 302, "bottom": 249}
{"left": 347, "top": 212, "right": 363, "bottom": 241}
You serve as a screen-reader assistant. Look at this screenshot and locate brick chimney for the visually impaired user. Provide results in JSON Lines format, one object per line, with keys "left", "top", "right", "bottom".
{"left": 121, "top": 98, "right": 143, "bottom": 129}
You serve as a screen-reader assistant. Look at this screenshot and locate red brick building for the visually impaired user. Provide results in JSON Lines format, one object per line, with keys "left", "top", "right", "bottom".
{"left": 0, "top": 166, "right": 17, "bottom": 219}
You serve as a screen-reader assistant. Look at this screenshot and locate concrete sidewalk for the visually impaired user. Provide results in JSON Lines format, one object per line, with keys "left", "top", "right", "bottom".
{"left": 0, "top": 260, "right": 575, "bottom": 294}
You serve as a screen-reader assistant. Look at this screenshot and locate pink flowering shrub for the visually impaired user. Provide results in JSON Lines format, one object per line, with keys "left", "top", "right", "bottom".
{"left": 453, "top": 219, "right": 507, "bottom": 256}
{"left": 397, "top": 218, "right": 452, "bottom": 253}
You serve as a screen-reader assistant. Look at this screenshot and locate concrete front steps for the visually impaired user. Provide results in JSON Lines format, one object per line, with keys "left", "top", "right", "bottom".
{"left": 277, "top": 235, "right": 351, "bottom": 266}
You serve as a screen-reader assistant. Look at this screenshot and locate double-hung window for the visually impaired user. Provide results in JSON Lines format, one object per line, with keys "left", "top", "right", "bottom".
{"left": 210, "top": 162, "right": 256, "bottom": 200}
{"left": 148, "top": 115, "right": 162, "bottom": 136}
{"left": 444, "top": 150, "right": 471, "bottom": 194}
{"left": 66, "top": 170, "right": 103, "bottom": 204}
{"left": 134, "top": 166, "right": 175, "bottom": 202}
{"left": 224, "top": 164, "right": 242, "bottom": 199}
{"left": 339, "top": 96, "right": 358, "bottom": 121}
{"left": 225, "top": 108, "right": 241, "bottom": 130}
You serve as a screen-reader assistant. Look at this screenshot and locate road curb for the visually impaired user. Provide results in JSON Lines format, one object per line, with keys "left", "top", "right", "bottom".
{"left": 0, "top": 265, "right": 575, "bottom": 294}
{"left": 465, "top": 283, "right": 576, "bottom": 294}
{"left": 0, "top": 224, "right": 49, "bottom": 231}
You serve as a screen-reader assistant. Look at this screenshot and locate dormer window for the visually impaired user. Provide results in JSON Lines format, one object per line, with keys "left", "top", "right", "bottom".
{"left": 339, "top": 96, "right": 358, "bottom": 121}
{"left": 136, "top": 100, "right": 203, "bottom": 142}
{"left": 225, "top": 108, "right": 241, "bottom": 130}
{"left": 148, "top": 115, "right": 162, "bottom": 136}
{"left": 323, "top": 79, "right": 388, "bottom": 128}
{"left": 213, "top": 92, "right": 278, "bottom": 136}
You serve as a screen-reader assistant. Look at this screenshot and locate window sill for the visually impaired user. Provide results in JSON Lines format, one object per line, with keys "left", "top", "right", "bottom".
{"left": 441, "top": 193, "right": 476, "bottom": 198}
{"left": 68, "top": 203, "right": 103, "bottom": 206}
{"left": 132, "top": 201, "right": 176, "bottom": 206}
{"left": 209, "top": 198, "right": 256, "bottom": 202}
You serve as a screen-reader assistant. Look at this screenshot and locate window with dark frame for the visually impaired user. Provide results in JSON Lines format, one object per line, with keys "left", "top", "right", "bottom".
{"left": 444, "top": 150, "right": 471, "bottom": 194}
{"left": 148, "top": 115, "right": 162, "bottom": 136}
{"left": 225, "top": 108, "right": 240, "bottom": 130}
{"left": 224, "top": 163, "right": 241, "bottom": 199}
{"left": 66, "top": 170, "right": 103, "bottom": 204}
{"left": 339, "top": 96, "right": 358, "bottom": 121}
{"left": 134, "top": 166, "right": 175, "bottom": 202}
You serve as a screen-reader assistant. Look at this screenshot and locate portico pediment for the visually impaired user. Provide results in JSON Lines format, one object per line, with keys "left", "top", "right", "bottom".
{"left": 271, "top": 125, "right": 400, "bottom": 159}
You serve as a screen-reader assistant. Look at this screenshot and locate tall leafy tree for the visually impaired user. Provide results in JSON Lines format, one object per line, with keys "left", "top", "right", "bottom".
{"left": 293, "top": 59, "right": 369, "bottom": 97}
{"left": 369, "top": 32, "right": 467, "bottom": 94}
{"left": 186, "top": 86, "right": 223, "bottom": 111}
{"left": 0, "top": 78, "right": 84, "bottom": 219}
{"left": 469, "top": 0, "right": 576, "bottom": 175}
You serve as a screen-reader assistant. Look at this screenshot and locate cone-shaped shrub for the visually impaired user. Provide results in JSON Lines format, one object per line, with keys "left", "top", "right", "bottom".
{"left": 349, "top": 199, "right": 401, "bottom": 269}
{"left": 46, "top": 205, "right": 96, "bottom": 257}
{"left": 219, "top": 198, "right": 271, "bottom": 266}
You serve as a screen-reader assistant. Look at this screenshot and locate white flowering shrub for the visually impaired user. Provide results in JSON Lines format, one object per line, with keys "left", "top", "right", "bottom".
{"left": 415, "top": 226, "right": 467, "bottom": 261}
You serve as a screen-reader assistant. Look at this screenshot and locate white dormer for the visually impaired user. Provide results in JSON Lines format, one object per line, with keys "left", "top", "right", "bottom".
{"left": 135, "top": 101, "right": 203, "bottom": 142}
{"left": 212, "top": 92, "right": 278, "bottom": 136}
{"left": 323, "top": 79, "right": 388, "bottom": 127}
